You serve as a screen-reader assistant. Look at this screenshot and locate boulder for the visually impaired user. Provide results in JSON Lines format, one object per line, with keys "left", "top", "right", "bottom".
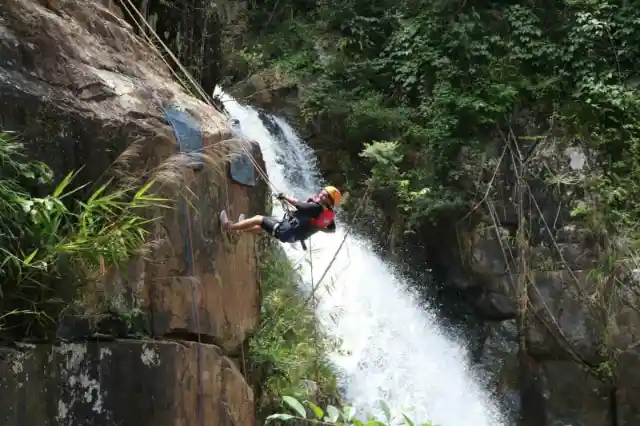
{"left": 617, "top": 350, "right": 640, "bottom": 426}
{"left": 526, "top": 270, "right": 603, "bottom": 362}
{"left": 474, "top": 320, "right": 520, "bottom": 422}
{"left": 0, "top": 340, "right": 254, "bottom": 426}
{"left": 535, "top": 360, "right": 611, "bottom": 426}
{"left": 474, "top": 273, "right": 518, "bottom": 320}
{"left": 0, "top": 0, "right": 267, "bottom": 351}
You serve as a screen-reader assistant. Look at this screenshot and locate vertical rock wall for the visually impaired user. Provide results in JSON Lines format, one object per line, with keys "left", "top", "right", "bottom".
{"left": 0, "top": 0, "right": 267, "bottom": 424}
{"left": 439, "top": 138, "right": 640, "bottom": 426}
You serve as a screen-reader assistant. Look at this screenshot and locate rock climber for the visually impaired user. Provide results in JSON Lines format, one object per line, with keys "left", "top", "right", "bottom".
{"left": 220, "top": 186, "right": 342, "bottom": 244}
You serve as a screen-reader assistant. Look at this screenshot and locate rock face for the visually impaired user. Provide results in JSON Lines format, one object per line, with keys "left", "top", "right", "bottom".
{"left": 439, "top": 140, "right": 640, "bottom": 426}
{"left": 124, "top": 0, "right": 224, "bottom": 92}
{"left": 0, "top": 0, "right": 266, "bottom": 424}
{"left": 0, "top": 340, "right": 254, "bottom": 426}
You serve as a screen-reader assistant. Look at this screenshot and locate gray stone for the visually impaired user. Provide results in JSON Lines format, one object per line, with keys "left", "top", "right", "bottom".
{"left": 527, "top": 270, "right": 603, "bottom": 362}
{"left": 0, "top": 340, "right": 254, "bottom": 426}
{"left": 536, "top": 361, "right": 611, "bottom": 426}
{"left": 616, "top": 350, "right": 640, "bottom": 426}
{"left": 476, "top": 274, "right": 518, "bottom": 320}
{"left": 476, "top": 320, "right": 520, "bottom": 423}
{"left": 470, "top": 227, "right": 516, "bottom": 277}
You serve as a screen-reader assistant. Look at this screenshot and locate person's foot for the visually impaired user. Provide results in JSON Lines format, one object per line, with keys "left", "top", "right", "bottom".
{"left": 220, "top": 210, "right": 230, "bottom": 231}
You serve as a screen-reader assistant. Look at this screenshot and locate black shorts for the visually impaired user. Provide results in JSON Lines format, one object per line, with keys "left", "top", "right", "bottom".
{"left": 261, "top": 216, "right": 296, "bottom": 243}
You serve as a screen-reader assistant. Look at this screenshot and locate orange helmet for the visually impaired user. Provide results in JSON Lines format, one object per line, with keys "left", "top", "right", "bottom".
{"left": 323, "top": 186, "right": 342, "bottom": 207}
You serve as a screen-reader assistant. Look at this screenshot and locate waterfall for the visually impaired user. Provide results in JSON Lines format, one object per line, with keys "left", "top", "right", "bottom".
{"left": 214, "top": 88, "right": 506, "bottom": 426}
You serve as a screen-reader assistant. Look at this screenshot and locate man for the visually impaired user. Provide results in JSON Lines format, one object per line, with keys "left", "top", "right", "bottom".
{"left": 220, "top": 186, "right": 342, "bottom": 244}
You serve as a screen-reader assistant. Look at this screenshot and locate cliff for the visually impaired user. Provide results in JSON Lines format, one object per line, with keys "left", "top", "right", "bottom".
{"left": 429, "top": 136, "right": 640, "bottom": 426}
{"left": 0, "top": 0, "right": 267, "bottom": 424}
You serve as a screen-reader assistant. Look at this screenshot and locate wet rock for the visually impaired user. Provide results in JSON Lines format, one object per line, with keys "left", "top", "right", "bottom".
{"left": 535, "top": 360, "right": 611, "bottom": 426}
{"left": 475, "top": 320, "right": 520, "bottom": 422}
{"left": 617, "top": 350, "right": 640, "bottom": 426}
{"left": 0, "top": 340, "right": 254, "bottom": 426}
{"left": 475, "top": 274, "right": 517, "bottom": 320}
{"left": 233, "top": 70, "right": 299, "bottom": 118}
{"left": 529, "top": 242, "right": 599, "bottom": 271}
{"left": 612, "top": 302, "right": 640, "bottom": 351}
{"left": 469, "top": 226, "right": 516, "bottom": 277}
{"left": 526, "top": 270, "right": 603, "bottom": 362}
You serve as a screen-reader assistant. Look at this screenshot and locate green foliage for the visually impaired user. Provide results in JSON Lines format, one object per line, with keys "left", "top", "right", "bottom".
{"left": 248, "top": 239, "right": 341, "bottom": 422}
{"left": 236, "top": 0, "right": 640, "bottom": 237}
{"left": 0, "top": 131, "right": 169, "bottom": 339}
{"left": 266, "top": 395, "right": 434, "bottom": 426}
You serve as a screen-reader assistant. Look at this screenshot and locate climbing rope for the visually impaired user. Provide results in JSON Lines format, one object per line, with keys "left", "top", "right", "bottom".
{"left": 304, "top": 188, "right": 371, "bottom": 306}
{"left": 117, "top": 0, "right": 281, "bottom": 197}
{"left": 181, "top": 192, "right": 206, "bottom": 426}
{"left": 113, "top": 0, "right": 375, "bottom": 415}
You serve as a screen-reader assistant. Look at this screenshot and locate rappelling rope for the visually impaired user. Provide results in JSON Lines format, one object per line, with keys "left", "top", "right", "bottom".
{"left": 112, "top": 4, "right": 221, "bottom": 426}
{"left": 117, "top": 0, "right": 281, "bottom": 197}
{"left": 181, "top": 193, "right": 206, "bottom": 426}
{"left": 304, "top": 188, "right": 371, "bottom": 306}
{"left": 114, "top": 0, "right": 373, "bottom": 412}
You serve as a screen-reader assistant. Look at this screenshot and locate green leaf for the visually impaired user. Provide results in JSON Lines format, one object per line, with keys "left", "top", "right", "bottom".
{"left": 343, "top": 405, "right": 356, "bottom": 422}
{"left": 380, "top": 400, "right": 392, "bottom": 422}
{"left": 326, "top": 405, "right": 341, "bottom": 423}
{"left": 306, "top": 400, "right": 324, "bottom": 419}
{"left": 53, "top": 170, "right": 83, "bottom": 199}
{"left": 283, "top": 396, "right": 307, "bottom": 418}
{"left": 22, "top": 249, "right": 38, "bottom": 265}
{"left": 265, "top": 413, "right": 295, "bottom": 423}
{"left": 403, "top": 413, "right": 415, "bottom": 426}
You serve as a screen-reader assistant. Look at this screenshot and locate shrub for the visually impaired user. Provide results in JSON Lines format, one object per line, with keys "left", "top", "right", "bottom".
{"left": 0, "top": 131, "right": 168, "bottom": 340}
{"left": 267, "top": 396, "right": 434, "bottom": 426}
{"left": 248, "top": 238, "right": 342, "bottom": 422}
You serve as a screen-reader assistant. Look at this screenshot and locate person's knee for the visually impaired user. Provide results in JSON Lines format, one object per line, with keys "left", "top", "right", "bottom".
{"left": 238, "top": 215, "right": 263, "bottom": 224}
{"left": 251, "top": 215, "right": 264, "bottom": 224}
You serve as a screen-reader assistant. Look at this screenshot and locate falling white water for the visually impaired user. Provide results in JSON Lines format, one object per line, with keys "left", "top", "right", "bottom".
{"left": 214, "top": 88, "right": 506, "bottom": 426}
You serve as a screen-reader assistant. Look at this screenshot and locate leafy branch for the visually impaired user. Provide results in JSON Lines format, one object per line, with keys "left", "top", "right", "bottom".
{"left": 0, "top": 131, "right": 170, "bottom": 339}
{"left": 267, "top": 395, "right": 434, "bottom": 426}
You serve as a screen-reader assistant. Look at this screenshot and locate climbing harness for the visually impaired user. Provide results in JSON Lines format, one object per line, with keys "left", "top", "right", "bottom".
{"left": 269, "top": 196, "right": 307, "bottom": 251}
{"left": 118, "top": 0, "right": 281, "bottom": 197}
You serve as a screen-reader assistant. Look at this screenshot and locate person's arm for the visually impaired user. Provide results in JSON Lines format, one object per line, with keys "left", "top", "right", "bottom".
{"left": 316, "top": 220, "right": 336, "bottom": 233}
{"left": 277, "top": 193, "right": 323, "bottom": 217}
{"left": 292, "top": 200, "right": 323, "bottom": 216}
{"left": 280, "top": 194, "right": 299, "bottom": 206}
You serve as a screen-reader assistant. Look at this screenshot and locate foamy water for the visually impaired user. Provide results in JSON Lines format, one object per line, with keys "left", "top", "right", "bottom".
{"left": 215, "top": 88, "right": 506, "bottom": 426}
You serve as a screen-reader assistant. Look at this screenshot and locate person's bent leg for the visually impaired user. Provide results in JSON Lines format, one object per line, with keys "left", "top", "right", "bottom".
{"left": 259, "top": 216, "right": 281, "bottom": 236}
{"left": 247, "top": 225, "right": 263, "bottom": 234}
{"left": 228, "top": 215, "right": 264, "bottom": 231}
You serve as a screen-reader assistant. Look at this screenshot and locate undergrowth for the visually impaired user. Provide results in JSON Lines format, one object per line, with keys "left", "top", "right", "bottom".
{"left": 268, "top": 396, "right": 434, "bottom": 426}
{"left": 0, "top": 131, "right": 169, "bottom": 341}
{"left": 248, "top": 237, "right": 342, "bottom": 423}
{"left": 226, "top": 0, "right": 640, "bottom": 244}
